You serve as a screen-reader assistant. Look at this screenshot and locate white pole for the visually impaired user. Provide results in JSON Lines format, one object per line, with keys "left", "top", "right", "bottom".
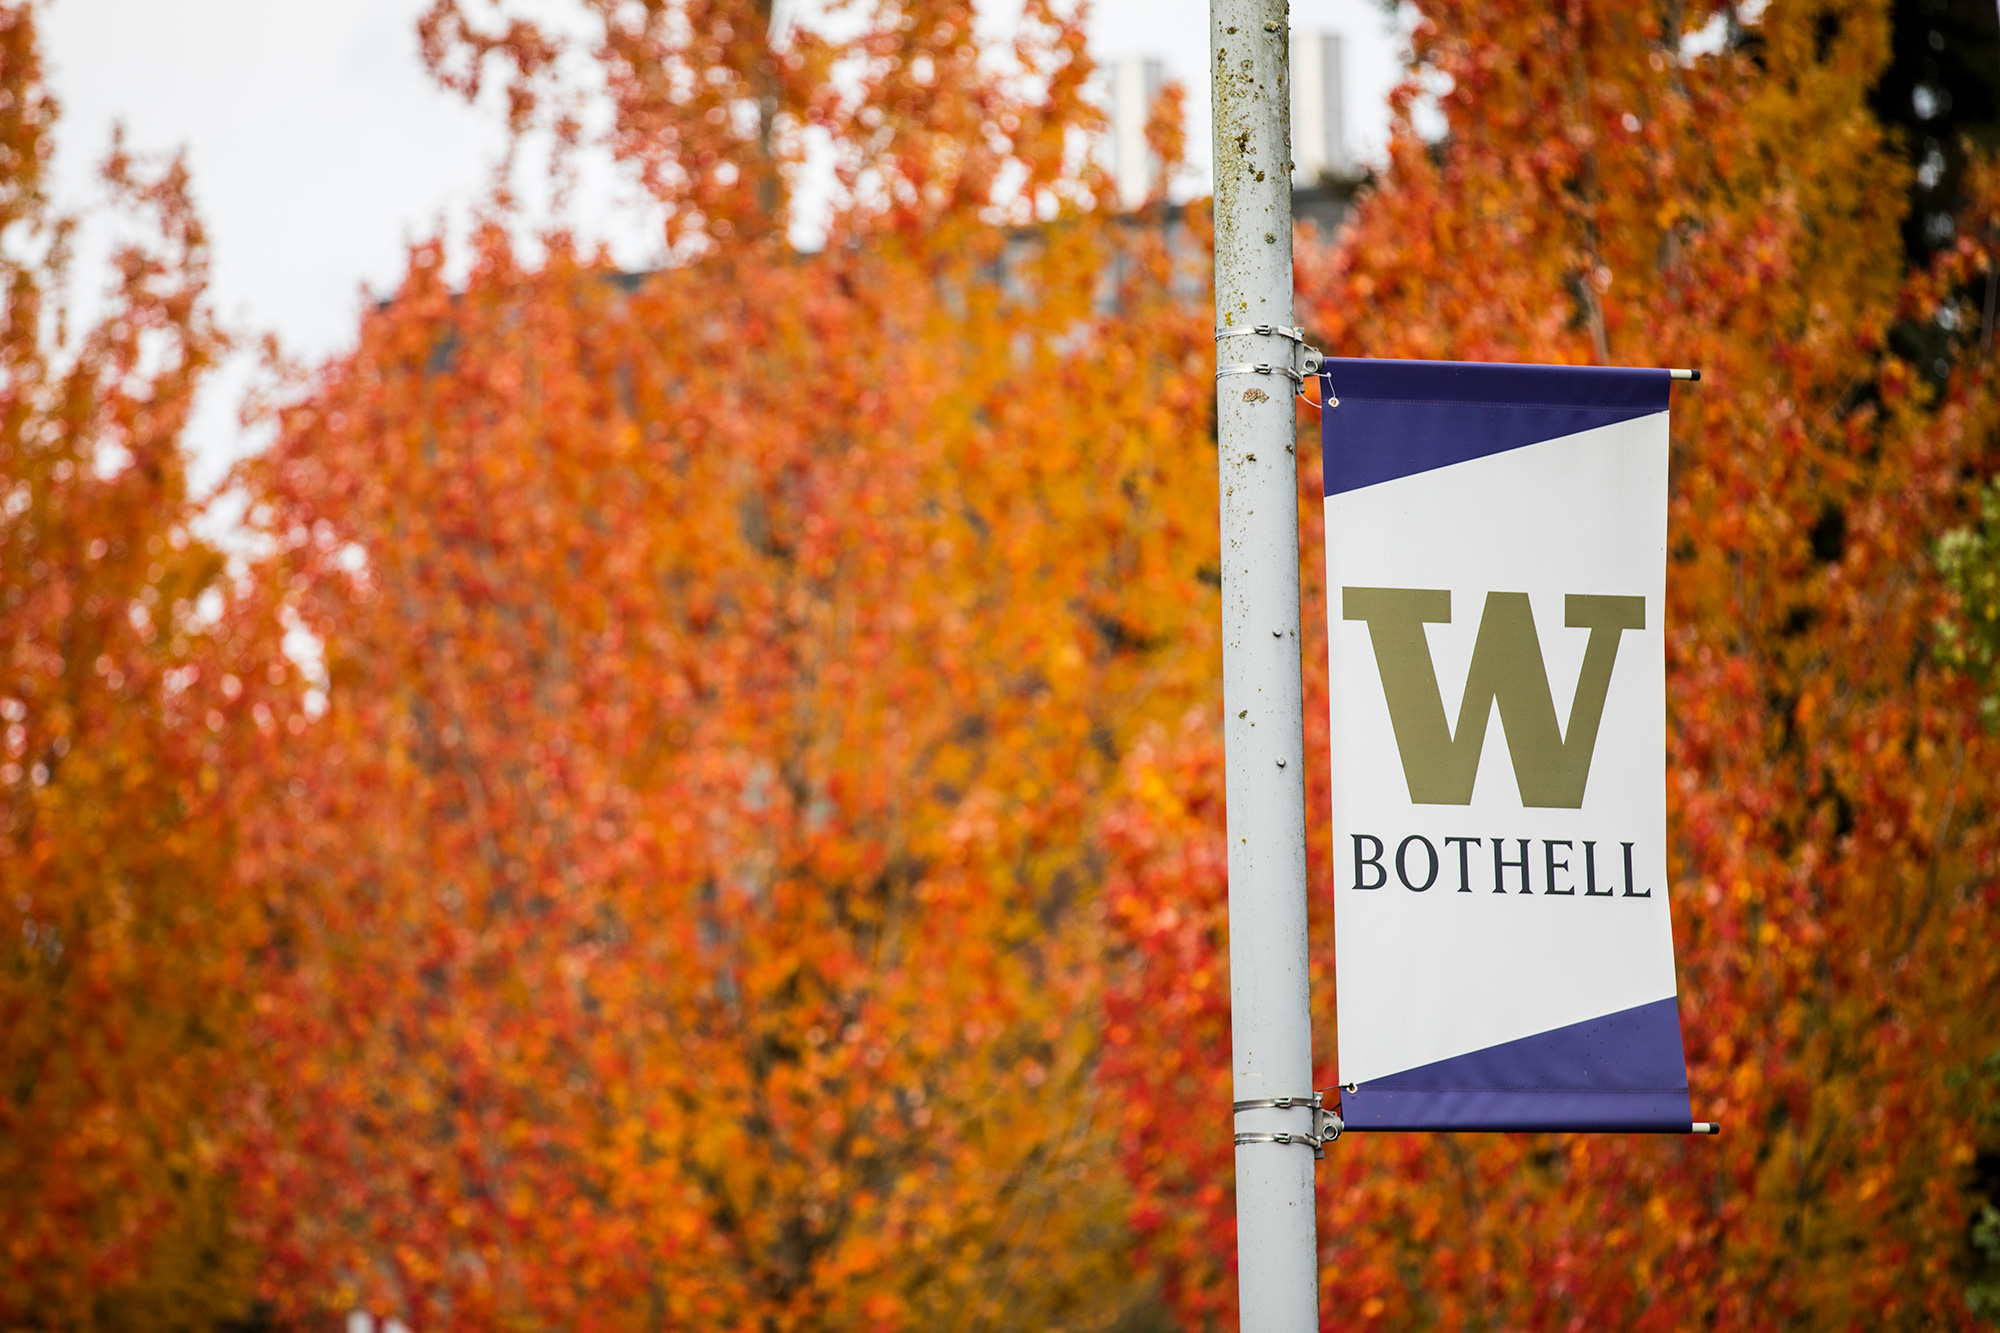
{"left": 1211, "top": 0, "right": 1320, "bottom": 1327}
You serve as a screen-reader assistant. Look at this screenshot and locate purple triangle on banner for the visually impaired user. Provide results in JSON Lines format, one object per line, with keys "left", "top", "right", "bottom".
{"left": 1321, "top": 358, "right": 1673, "bottom": 497}
{"left": 1339, "top": 997, "right": 1693, "bottom": 1132}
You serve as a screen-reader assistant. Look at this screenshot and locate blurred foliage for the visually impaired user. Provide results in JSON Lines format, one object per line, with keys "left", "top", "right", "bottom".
{"left": 0, "top": 2, "right": 259, "bottom": 1325}
{"left": 217, "top": 1, "right": 1197, "bottom": 1329}
{"left": 10, "top": 0, "right": 2000, "bottom": 1327}
{"left": 1938, "top": 478, "right": 2000, "bottom": 726}
{"left": 1871, "top": 0, "right": 2000, "bottom": 264}
{"left": 1966, "top": 1049, "right": 2000, "bottom": 1324}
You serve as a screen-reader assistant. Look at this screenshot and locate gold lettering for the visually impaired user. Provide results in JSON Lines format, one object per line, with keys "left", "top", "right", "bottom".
{"left": 1342, "top": 588, "right": 1645, "bottom": 807}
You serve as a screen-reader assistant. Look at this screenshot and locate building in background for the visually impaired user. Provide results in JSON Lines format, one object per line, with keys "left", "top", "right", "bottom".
{"left": 1106, "top": 36, "right": 1352, "bottom": 231}
{"left": 1290, "top": 32, "right": 1346, "bottom": 185}
{"left": 1110, "top": 57, "right": 1167, "bottom": 211}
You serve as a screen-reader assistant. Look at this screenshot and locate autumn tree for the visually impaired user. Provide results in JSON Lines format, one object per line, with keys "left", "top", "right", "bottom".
{"left": 1104, "top": 0, "right": 2000, "bottom": 1328}
{"left": 0, "top": 3, "right": 271, "bottom": 1324}
{"left": 34, "top": 0, "right": 2000, "bottom": 1326}
{"left": 228, "top": 233, "right": 1223, "bottom": 1332}
{"left": 217, "top": 2, "right": 1227, "bottom": 1327}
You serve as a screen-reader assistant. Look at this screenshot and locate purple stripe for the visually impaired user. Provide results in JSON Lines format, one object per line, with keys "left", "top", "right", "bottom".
{"left": 1340, "top": 1089, "right": 1693, "bottom": 1133}
{"left": 1321, "top": 358, "right": 1672, "bottom": 496}
{"left": 1340, "top": 997, "right": 1692, "bottom": 1133}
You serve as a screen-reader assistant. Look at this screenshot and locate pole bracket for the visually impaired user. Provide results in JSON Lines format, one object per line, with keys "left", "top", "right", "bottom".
{"left": 1215, "top": 322, "right": 1307, "bottom": 343}
{"left": 1215, "top": 325, "right": 1323, "bottom": 396}
{"left": 1217, "top": 361, "right": 1306, "bottom": 386}
{"left": 1233, "top": 1092, "right": 1344, "bottom": 1159}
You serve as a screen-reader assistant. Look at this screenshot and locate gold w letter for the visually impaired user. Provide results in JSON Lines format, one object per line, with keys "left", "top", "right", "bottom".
{"left": 1342, "top": 588, "right": 1646, "bottom": 808}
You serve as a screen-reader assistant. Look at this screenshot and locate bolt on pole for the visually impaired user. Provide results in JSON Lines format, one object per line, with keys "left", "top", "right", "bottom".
{"left": 1210, "top": 0, "right": 1320, "bottom": 1327}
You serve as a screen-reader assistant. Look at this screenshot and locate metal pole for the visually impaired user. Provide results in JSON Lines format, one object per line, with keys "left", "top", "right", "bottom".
{"left": 1212, "top": 0, "right": 1318, "bottom": 1328}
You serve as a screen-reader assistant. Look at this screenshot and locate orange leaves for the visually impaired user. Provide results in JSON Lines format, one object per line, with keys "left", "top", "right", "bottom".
{"left": 221, "top": 187, "right": 1215, "bottom": 1322}
{"left": 419, "top": 0, "right": 1106, "bottom": 249}
{"left": 22, "top": 0, "right": 2000, "bottom": 1321}
{"left": 0, "top": 5, "right": 261, "bottom": 1325}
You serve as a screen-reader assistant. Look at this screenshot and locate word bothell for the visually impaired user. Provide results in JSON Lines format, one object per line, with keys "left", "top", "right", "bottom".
{"left": 1341, "top": 587, "right": 1657, "bottom": 896}
{"left": 1351, "top": 833, "right": 1653, "bottom": 897}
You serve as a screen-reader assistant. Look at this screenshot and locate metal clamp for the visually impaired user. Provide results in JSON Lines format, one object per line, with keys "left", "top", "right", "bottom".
{"left": 1232, "top": 1092, "right": 1344, "bottom": 1159}
{"left": 1215, "top": 323, "right": 1307, "bottom": 343}
{"left": 1234, "top": 1130, "right": 1324, "bottom": 1150}
{"left": 1214, "top": 324, "right": 1323, "bottom": 391}
{"left": 1217, "top": 361, "right": 1305, "bottom": 386}
{"left": 1232, "top": 1095, "right": 1320, "bottom": 1112}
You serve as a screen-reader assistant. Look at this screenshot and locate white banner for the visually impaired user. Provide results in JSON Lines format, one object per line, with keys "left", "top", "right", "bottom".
{"left": 1322, "top": 358, "right": 1693, "bottom": 1132}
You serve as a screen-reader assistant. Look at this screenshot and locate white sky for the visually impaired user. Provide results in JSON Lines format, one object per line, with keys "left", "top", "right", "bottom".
{"left": 41, "top": 0, "right": 1405, "bottom": 490}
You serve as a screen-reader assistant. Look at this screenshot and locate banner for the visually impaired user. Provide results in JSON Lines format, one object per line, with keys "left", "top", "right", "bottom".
{"left": 1321, "top": 358, "right": 1694, "bottom": 1132}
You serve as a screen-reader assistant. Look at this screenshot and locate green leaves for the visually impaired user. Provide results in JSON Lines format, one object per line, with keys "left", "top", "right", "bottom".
{"left": 1937, "top": 478, "right": 2000, "bottom": 727}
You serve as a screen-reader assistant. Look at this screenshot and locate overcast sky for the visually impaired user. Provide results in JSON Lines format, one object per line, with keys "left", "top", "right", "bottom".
{"left": 41, "top": 0, "right": 1405, "bottom": 489}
